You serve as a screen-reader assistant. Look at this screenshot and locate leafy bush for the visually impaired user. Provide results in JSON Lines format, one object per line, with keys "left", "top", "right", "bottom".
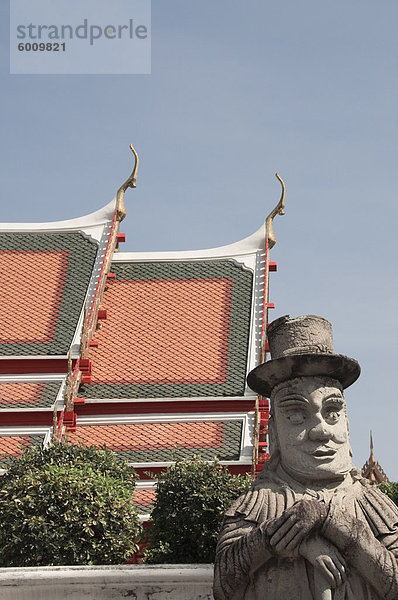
{"left": 378, "top": 481, "right": 398, "bottom": 506}
{"left": 0, "top": 442, "right": 142, "bottom": 566}
{"left": 145, "top": 456, "right": 251, "bottom": 564}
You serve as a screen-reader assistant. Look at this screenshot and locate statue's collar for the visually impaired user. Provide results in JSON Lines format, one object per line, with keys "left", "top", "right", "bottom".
{"left": 275, "top": 464, "right": 353, "bottom": 500}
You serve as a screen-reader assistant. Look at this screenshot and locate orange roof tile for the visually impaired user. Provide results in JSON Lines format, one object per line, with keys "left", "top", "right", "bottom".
{"left": 66, "top": 420, "right": 242, "bottom": 463}
{"left": 69, "top": 422, "right": 225, "bottom": 450}
{"left": 134, "top": 488, "right": 156, "bottom": 512}
{"left": 81, "top": 260, "right": 253, "bottom": 398}
{"left": 0, "top": 250, "right": 69, "bottom": 344}
{"left": 0, "top": 434, "right": 44, "bottom": 461}
{"left": 0, "top": 381, "right": 61, "bottom": 408}
{"left": 0, "top": 232, "right": 98, "bottom": 356}
{"left": 88, "top": 278, "right": 232, "bottom": 385}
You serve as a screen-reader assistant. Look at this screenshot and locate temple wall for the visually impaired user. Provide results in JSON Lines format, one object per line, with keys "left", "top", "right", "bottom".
{"left": 0, "top": 564, "right": 214, "bottom": 600}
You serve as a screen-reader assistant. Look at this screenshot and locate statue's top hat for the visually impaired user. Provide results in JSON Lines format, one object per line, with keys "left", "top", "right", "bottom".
{"left": 247, "top": 315, "right": 361, "bottom": 397}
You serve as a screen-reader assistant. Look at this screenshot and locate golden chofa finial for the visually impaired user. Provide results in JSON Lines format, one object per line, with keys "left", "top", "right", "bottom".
{"left": 116, "top": 144, "right": 139, "bottom": 222}
{"left": 265, "top": 173, "right": 286, "bottom": 249}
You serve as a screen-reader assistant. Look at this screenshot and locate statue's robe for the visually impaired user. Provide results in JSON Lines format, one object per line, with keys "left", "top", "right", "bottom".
{"left": 214, "top": 468, "right": 398, "bottom": 600}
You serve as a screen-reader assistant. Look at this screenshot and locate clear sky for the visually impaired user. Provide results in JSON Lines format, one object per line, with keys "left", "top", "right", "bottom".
{"left": 1, "top": 1, "right": 397, "bottom": 479}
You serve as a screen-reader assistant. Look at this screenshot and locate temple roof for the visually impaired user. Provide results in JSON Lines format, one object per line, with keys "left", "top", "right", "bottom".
{"left": 0, "top": 192, "right": 272, "bottom": 479}
{"left": 81, "top": 259, "right": 254, "bottom": 399}
{"left": 0, "top": 199, "right": 121, "bottom": 470}
{"left": 0, "top": 153, "right": 286, "bottom": 535}
{"left": 0, "top": 429, "right": 51, "bottom": 470}
{"left": 361, "top": 431, "right": 389, "bottom": 484}
{"left": 65, "top": 419, "right": 244, "bottom": 464}
{"left": 0, "top": 232, "right": 97, "bottom": 356}
{"left": 134, "top": 484, "right": 156, "bottom": 516}
{"left": 0, "top": 200, "right": 117, "bottom": 359}
{"left": 0, "top": 380, "right": 63, "bottom": 409}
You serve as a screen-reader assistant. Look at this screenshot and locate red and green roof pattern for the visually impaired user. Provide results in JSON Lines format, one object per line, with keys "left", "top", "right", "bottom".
{"left": 0, "top": 205, "right": 261, "bottom": 476}
{"left": 66, "top": 420, "right": 243, "bottom": 463}
{"left": 0, "top": 381, "right": 62, "bottom": 409}
{"left": 134, "top": 487, "right": 156, "bottom": 514}
{"left": 0, "top": 232, "right": 97, "bottom": 356}
{"left": 81, "top": 260, "right": 253, "bottom": 398}
{"left": 0, "top": 434, "right": 46, "bottom": 468}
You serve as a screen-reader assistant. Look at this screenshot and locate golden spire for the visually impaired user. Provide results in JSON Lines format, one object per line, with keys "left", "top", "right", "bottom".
{"left": 116, "top": 144, "right": 139, "bottom": 222}
{"left": 265, "top": 173, "right": 286, "bottom": 249}
{"left": 362, "top": 430, "right": 389, "bottom": 484}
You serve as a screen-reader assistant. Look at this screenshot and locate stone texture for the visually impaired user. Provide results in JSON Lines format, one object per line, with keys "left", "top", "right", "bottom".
{"left": 247, "top": 314, "right": 361, "bottom": 397}
{"left": 0, "top": 564, "right": 214, "bottom": 600}
{"left": 214, "top": 315, "right": 398, "bottom": 600}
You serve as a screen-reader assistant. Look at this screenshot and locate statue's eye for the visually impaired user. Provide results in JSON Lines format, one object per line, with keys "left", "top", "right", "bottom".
{"left": 324, "top": 407, "right": 341, "bottom": 424}
{"left": 286, "top": 410, "right": 305, "bottom": 425}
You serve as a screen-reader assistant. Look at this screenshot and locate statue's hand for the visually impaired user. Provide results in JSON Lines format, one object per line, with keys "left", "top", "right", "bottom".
{"left": 267, "top": 499, "right": 328, "bottom": 555}
{"left": 300, "top": 535, "right": 347, "bottom": 588}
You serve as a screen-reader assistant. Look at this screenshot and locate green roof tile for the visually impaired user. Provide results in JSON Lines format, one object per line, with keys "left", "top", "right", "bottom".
{"left": 0, "top": 232, "right": 97, "bottom": 356}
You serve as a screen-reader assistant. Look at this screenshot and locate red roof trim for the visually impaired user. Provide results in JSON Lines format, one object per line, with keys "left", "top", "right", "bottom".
{"left": 75, "top": 398, "right": 255, "bottom": 416}
{"left": 0, "top": 358, "right": 76, "bottom": 374}
{"left": 0, "top": 411, "right": 59, "bottom": 426}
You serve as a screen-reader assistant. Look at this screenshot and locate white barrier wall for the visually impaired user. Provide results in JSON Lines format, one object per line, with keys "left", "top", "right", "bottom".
{"left": 0, "top": 564, "right": 214, "bottom": 600}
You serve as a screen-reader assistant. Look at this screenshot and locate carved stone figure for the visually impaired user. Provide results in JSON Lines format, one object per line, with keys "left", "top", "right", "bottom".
{"left": 214, "top": 315, "right": 398, "bottom": 600}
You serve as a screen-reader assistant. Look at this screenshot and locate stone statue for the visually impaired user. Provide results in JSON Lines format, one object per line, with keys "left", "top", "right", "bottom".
{"left": 214, "top": 315, "right": 398, "bottom": 600}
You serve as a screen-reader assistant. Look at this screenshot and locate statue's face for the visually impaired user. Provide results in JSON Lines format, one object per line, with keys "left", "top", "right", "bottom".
{"left": 272, "top": 377, "right": 352, "bottom": 482}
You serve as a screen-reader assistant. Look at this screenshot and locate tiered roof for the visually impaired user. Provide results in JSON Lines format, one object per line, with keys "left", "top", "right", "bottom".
{"left": 81, "top": 259, "right": 252, "bottom": 398}
{"left": 0, "top": 433, "right": 46, "bottom": 463}
{"left": 0, "top": 381, "right": 62, "bottom": 409}
{"left": 67, "top": 420, "right": 243, "bottom": 463}
{"left": 65, "top": 223, "right": 271, "bottom": 497}
{"left": 0, "top": 154, "right": 284, "bottom": 519}
{"left": 362, "top": 431, "right": 389, "bottom": 484}
{"left": 0, "top": 231, "right": 97, "bottom": 355}
{"left": 0, "top": 199, "right": 120, "bottom": 473}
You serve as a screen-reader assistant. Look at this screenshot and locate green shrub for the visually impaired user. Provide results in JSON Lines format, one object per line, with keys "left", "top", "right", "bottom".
{"left": 145, "top": 456, "right": 251, "bottom": 564}
{"left": 0, "top": 442, "right": 142, "bottom": 566}
{"left": 378, "top": 481, "right": 398, "bottom": 506}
